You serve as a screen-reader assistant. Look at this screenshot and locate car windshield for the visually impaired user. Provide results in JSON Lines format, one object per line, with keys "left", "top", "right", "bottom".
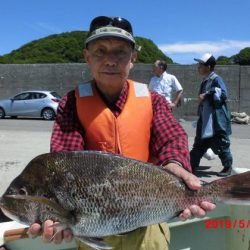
{"left": 50, "top": 92, "right": 61, "bottom": 99}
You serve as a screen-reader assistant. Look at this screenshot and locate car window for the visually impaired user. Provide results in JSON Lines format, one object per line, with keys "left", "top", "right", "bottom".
{"left": 50, "top": 92, "right": 61, "bottom": 99}
{"left": 39, "top": 93, "right": 47, "bottom": 99}
{"left": 32, "top": 93, "right": 47, "bottom": 99}
{"left": 14, "top": 93, "right": 32, "bottom": 100}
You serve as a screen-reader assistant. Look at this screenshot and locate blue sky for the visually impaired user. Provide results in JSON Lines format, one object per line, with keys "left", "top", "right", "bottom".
{"left": 1, "top": 0, "right": 250, "bottom": 64}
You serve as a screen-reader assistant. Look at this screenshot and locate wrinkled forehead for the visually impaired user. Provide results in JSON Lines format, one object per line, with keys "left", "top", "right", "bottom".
{"left": 87, "top": 37, "right": 134, "bottom": 49}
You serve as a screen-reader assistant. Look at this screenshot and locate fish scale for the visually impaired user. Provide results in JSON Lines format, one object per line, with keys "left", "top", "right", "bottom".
{"left": 1, "top": 150, "right": 250, "bottom": 249}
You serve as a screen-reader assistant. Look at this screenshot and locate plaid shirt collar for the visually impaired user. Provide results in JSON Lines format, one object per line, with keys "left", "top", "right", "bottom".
{"left": 94, "top": 81, "right": 128, "bottom": 114}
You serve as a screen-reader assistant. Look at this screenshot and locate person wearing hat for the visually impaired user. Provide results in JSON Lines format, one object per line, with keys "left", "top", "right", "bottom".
{"left": 190, "top": 53, "right": 233, "bottom": 177}
{"left": 27, "top": 16, "right": 215, "bottom": 250}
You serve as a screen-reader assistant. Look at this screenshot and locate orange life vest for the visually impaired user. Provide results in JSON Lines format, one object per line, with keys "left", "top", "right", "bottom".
{"left": 75, "top": 80, "right": 153, "bottom": 161}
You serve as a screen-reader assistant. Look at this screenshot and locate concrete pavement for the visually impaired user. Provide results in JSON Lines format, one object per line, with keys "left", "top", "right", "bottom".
{"left": 0, "top": 120, "right": 250, "bottom": 196}
{"left": 181, "top": 121, "right": 250, "bottom": 182}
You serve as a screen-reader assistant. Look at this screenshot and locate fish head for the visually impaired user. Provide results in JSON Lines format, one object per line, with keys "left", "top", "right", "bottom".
{"left": 0, "top": 193, "right": 71, "bottom": 226}
{"left": 0, "top": 194, "right": 40, "bottom": 225}
{"left": 0, "top": 153, "right": 60, "bottom": 225}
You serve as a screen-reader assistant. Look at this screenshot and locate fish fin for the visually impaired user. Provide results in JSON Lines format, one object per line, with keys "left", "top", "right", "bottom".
{"left": 75, "top": 236, "right": 113, "bottom": 250}
{"left": 216, "top": 171, "right": 250, "bottom": 204}
{"left": 49, "top": 222, "right": 68, "bottom": 231}
{"left": 48, "top": 228, "right": 63, "bottom": 242}
{"left": 166, "top": 211, "right": 183, "bottom": 222}
{"left": 47, "top": 222, "right": 68, "bottom": 241}
{"left": 4, "top": 195, "right": 71, "bottom": 219}
{"left": 115, "top": 234, "right": 128, "bottom": 237}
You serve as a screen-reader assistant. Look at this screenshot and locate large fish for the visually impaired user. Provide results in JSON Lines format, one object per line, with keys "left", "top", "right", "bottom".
{"left": 1, "top": 151, "right": 250, "bottom": 249}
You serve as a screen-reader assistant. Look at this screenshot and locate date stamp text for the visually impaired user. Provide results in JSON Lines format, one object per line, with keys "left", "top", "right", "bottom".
{"left": 204, "top": 219, "right": 250, "bottom": 229}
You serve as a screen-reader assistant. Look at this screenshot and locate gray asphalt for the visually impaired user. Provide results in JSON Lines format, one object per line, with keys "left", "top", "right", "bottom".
{"left": 0, "top": 118, "right": 250, "bottom": 196}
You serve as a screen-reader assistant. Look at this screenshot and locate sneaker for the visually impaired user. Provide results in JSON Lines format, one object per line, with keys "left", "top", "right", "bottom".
{"left": 203, "top": 148, "right": 216, "bottom": 160}
{"left": 217, "top": 167, "right": 232, "bottom": 177}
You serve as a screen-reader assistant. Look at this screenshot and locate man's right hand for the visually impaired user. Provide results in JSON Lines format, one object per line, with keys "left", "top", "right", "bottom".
{"left": 28, "top": 220, "right": 73, "bottom": 244}
{"left": 198, "top": 93, "right": 206, "bottom": 103}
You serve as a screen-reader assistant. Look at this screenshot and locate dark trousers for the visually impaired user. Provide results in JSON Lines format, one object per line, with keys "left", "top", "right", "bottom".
{"left": 190, "top": 133, "right": 233, "bottom": 171}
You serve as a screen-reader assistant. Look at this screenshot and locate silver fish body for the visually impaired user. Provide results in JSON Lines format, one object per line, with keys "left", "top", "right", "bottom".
{"left": 1, "top": 150, "right": 250, "bottom": 239}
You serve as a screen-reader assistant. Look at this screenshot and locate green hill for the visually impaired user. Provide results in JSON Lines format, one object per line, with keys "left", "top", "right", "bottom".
{"left": 0, "top": 31, "right": 173, "bottom": 64}
{"left": 216, "top": 47, "right": 250, "bottom": 65}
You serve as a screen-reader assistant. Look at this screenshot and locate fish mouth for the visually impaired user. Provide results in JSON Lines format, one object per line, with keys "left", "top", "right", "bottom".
{"left": 0, "top": 195, "right": 46, "bottom": 224}
{"left": 0, "top": 195, "right": 28, "bottom": 213}
{"left": 1, "top": 194, "right": 22, "bottom": 203}
{"left": 0, "top": 196, "right": 8, "bottom": 209}
{"left": 0, "top": 196, "right": 3, "bottom": 207}
{"left": 0, "top": 196, "right": 19, "bottom": 221}
{"left": 0, "top": 195, "right": 17, "bottom": 210}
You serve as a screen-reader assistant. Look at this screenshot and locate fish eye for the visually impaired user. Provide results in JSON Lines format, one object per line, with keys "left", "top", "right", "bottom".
{"left": 19, "top": 187, "right": 28, "bottom": 195}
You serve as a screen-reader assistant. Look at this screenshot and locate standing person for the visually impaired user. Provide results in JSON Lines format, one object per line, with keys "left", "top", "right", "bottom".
{"left": 190, "top": 53, "right": 233, "bottom": 177}
{"left": 149, "top": 60, "right": 183, "bottom": 108}
{"left": 28, "top": 16, "right": 215, "bottom": 250}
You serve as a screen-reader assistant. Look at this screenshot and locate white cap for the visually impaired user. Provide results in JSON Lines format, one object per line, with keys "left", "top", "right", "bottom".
{"left": 194, "top": 53, "right": 216, "bottom": 65}
{"left": 85, "top": 26, "right": 136, "bottom": 46}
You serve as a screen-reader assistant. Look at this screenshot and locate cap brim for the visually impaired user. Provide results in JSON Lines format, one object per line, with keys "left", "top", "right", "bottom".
{"left": 86, "top": 32, "right": 135, "bottom": 44}
{"left": 85, "top": 27, "right": 135, "bottom": 46}
{"left": 194, "top": 58, "right": 204, "bottom": 64}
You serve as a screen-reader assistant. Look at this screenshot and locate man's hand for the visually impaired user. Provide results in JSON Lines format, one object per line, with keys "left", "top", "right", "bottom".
{"left": 163, "top": 163, "right": 216, "bottom": 220}
{"left": 170, "top": 102, "right": 177, "bottom": 108}
{"left": 198, "top": 93, "right": 206, "bottom": 103}
{"left": 27, "top": 221, "right": 73, "bottom": 244}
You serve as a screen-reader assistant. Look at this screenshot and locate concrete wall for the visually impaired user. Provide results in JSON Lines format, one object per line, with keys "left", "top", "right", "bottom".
{"left": 0, "top": 64, "right": 249, "bottom": 117}
{"left": 239, "top": 66, "right": 250, "bottom": 113}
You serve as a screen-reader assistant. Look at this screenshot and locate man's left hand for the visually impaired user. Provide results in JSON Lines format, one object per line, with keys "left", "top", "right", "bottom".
{"left": 170, "top": 102, "right": 177, "bottom": 108}
{"left": 163, "top": 163, "right": 216, "bottom": 220}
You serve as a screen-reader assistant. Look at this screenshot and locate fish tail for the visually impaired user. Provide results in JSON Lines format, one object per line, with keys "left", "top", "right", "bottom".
{"left": 216, "top": 171, "right": 250, "bottom": 204}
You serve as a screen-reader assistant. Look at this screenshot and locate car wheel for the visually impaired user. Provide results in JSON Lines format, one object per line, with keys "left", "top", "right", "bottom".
{"left": 0, "top": 108, "right": 5, "bottom": 119}
{"left": 42, "top": 108, "right": 55, "bottom": 120}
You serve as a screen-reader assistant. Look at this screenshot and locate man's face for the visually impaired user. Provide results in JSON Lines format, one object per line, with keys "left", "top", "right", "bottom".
{"left": 153, "top": 63, "right": 163, "bottom": 77}
{"left": 197, "top": 63, "right": 211, "bottom": 76}
{"left": 83, "top": 38, "right": 137, "bottom": 94}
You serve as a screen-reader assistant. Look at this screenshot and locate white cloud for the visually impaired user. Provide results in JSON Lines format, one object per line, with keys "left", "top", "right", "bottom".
{"left": 24, "top": 22, "right": 61, "bottom": 35}
{"left": 158, "top": 40, "right": 250, "bottom": 64}
{"left": 37, "top": 22, "right": 61, "bottom": 34}
{"left": 159, "top": 40, "right": 250, "bottom": 54}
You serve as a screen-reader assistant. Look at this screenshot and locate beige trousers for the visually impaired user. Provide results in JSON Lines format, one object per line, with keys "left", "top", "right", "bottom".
{"left": 77, "top": 223, "right": 170, "bottom": 250}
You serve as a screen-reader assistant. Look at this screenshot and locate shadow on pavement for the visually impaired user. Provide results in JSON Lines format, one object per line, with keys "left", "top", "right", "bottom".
{"left": 193, "top": 165, "right": 219, "bottom": 179}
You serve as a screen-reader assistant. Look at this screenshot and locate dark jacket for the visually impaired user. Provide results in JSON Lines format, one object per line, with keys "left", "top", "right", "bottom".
{"left": 197, "top": 72, "right": 232, "bottom": 138}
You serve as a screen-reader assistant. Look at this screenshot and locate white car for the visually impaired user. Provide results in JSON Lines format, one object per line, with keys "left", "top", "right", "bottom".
{"left": 0, "top": 90, "right": 61, "bottom": 120}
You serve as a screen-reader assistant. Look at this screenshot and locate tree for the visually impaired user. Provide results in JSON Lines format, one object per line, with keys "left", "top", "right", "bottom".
{"left": 135, "top": 37, "right": 173, "bottom": 64}
{"left": 216, "top": 56, "right": 231, "bottom": 65}
{"left": 234, "top": 47, "right": 250, "bottom": 65}
{"left": 0, "top": 32, "right": 172, "bottom": 64}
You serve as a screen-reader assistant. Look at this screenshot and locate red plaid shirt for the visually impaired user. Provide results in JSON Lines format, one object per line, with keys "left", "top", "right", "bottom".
{"left": 50, "top": 82, "right": 191, "bottom": 171}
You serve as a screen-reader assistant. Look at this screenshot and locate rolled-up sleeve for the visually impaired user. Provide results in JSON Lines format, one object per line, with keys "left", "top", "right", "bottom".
{"left": 150, "top": 92, "right": 191, "bottom": 171}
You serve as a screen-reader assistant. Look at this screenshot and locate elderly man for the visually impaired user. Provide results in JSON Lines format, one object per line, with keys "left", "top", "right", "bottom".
{"left": 28, "top": 16, "right": 215, "bottom": 250}
{"left": 149, "top": 60, "right": 183, "bottom": 108}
